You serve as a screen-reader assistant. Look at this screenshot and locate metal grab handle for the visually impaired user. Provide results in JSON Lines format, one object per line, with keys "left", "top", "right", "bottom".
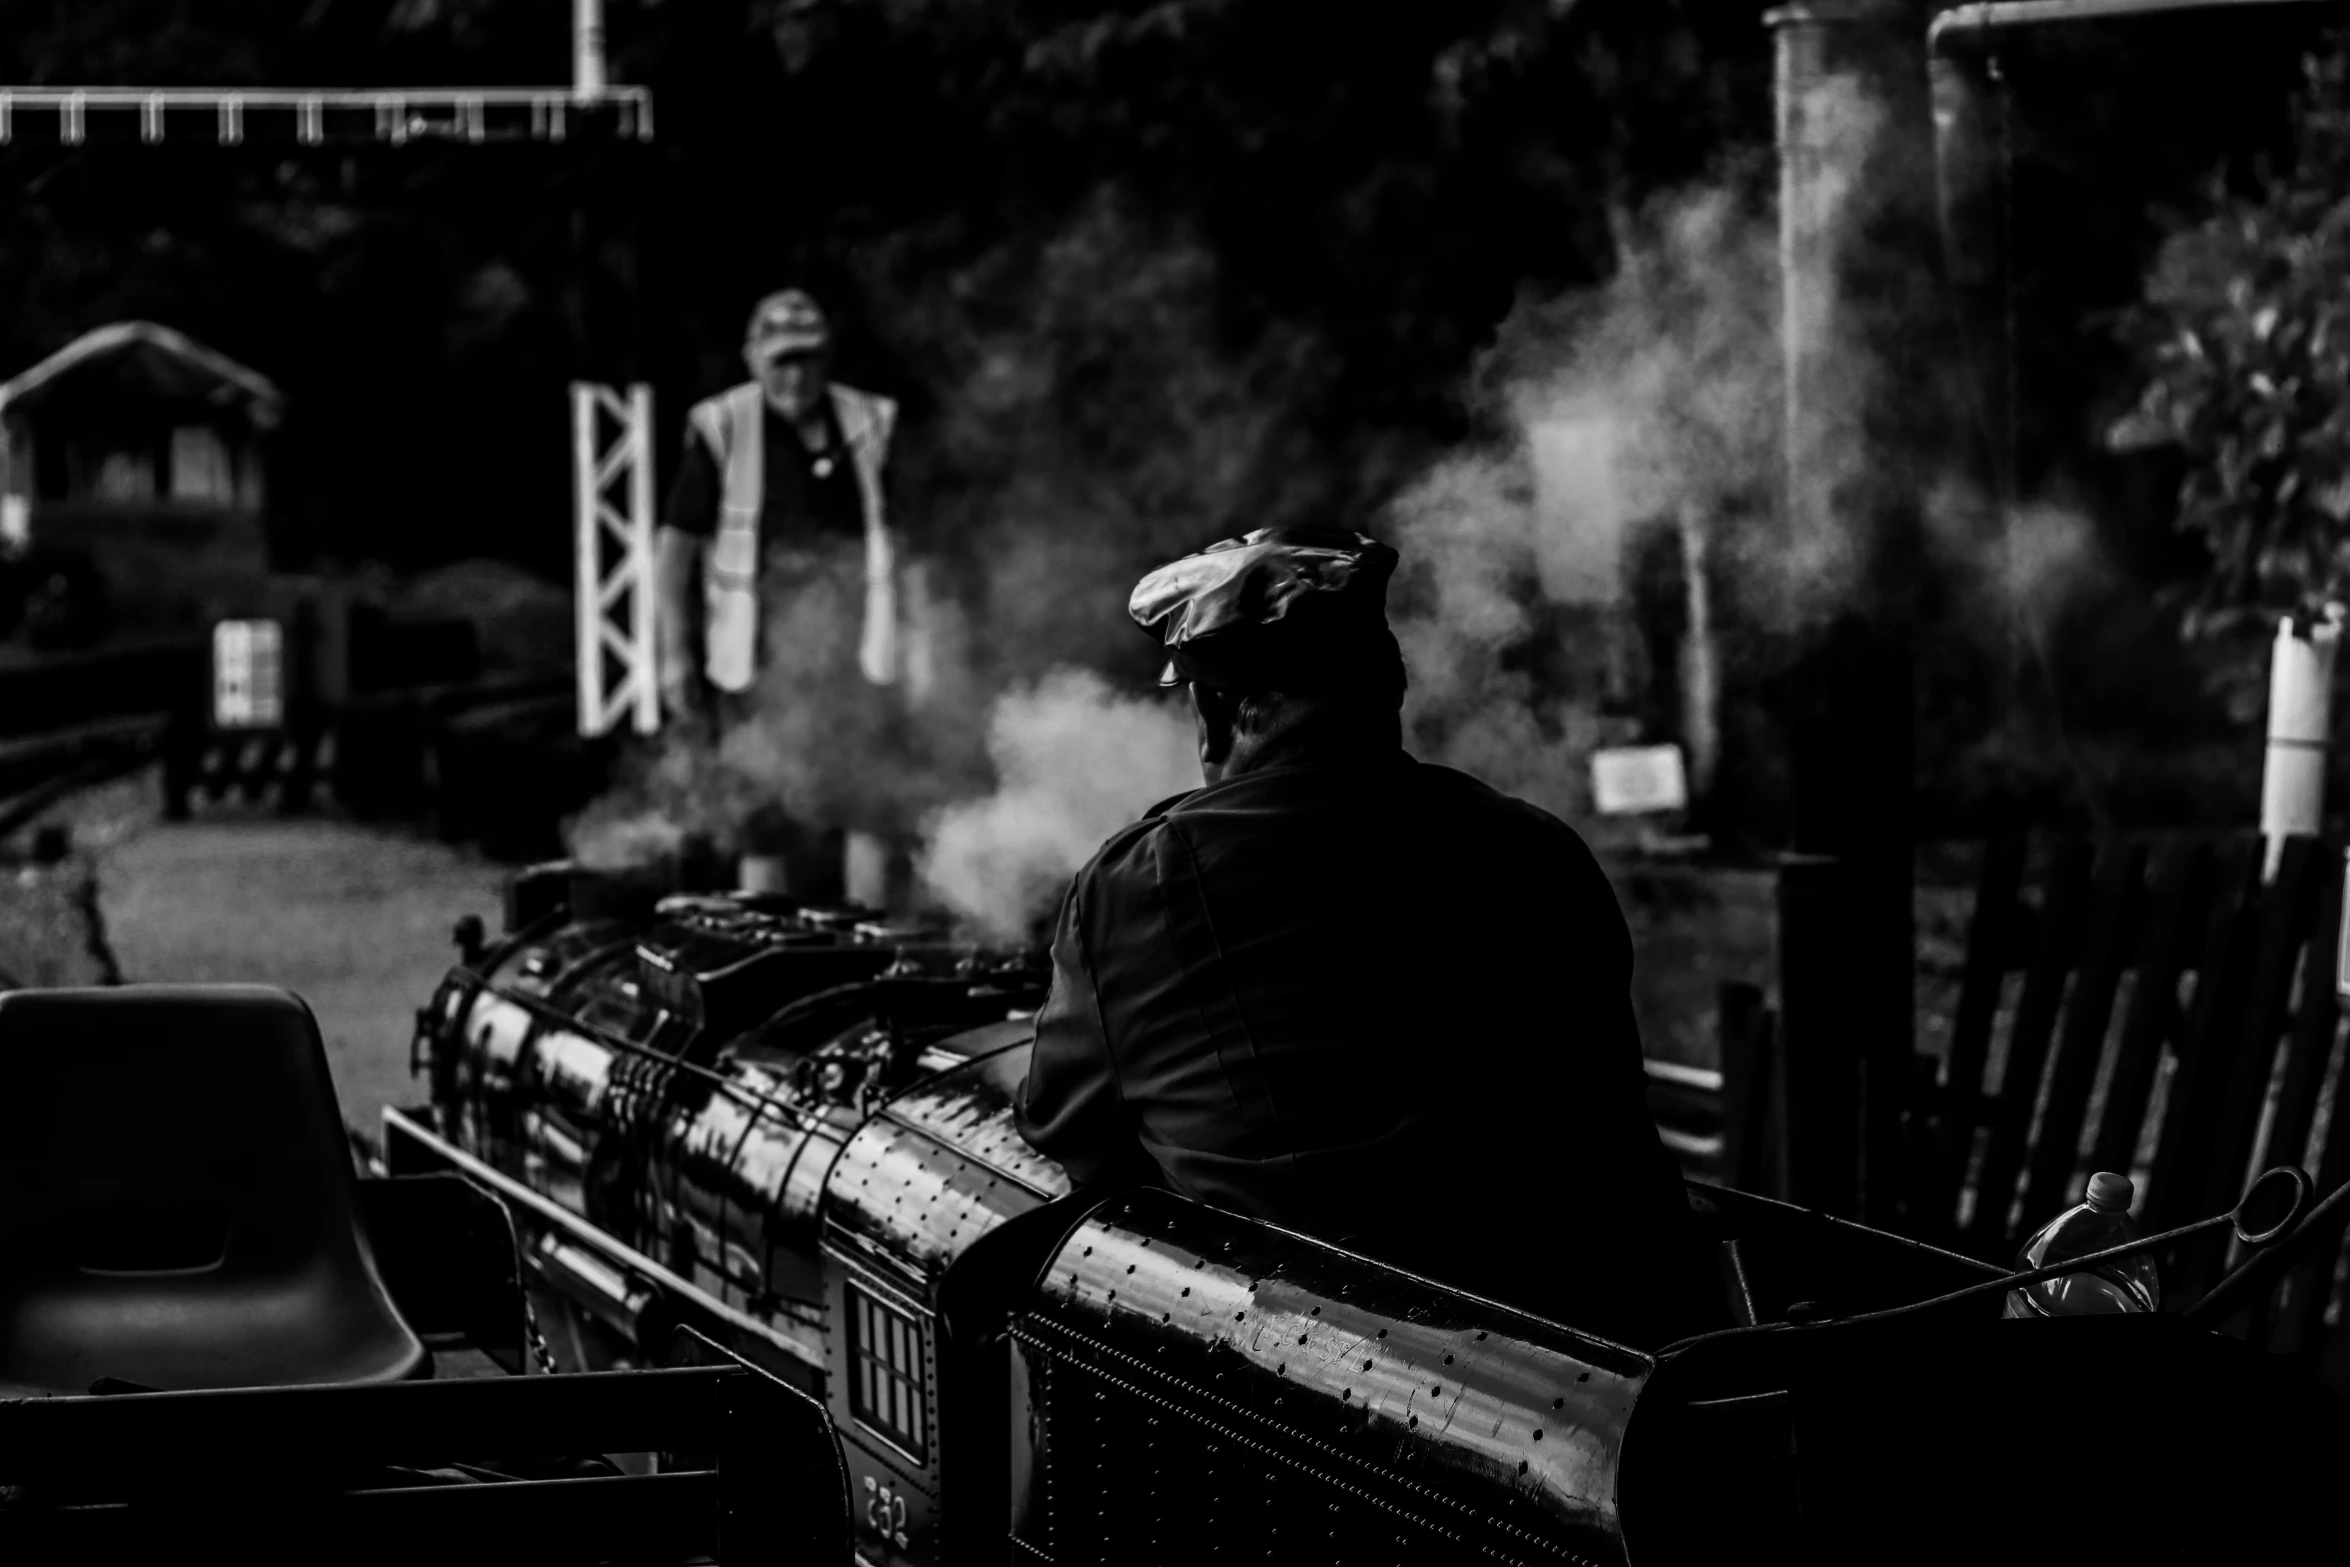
{"left": 2186, "top": 1165, "right": 2347, "bottom": 1330}
{"left": 2225, "top": 1164, "right": 2311, "bottom": 1248}
{"left": 1657, "top": 1165, "right": 2330, "bottom": 1359}
{"left": 1851, "top": 1166, "right": 2317, "bottom": 1324}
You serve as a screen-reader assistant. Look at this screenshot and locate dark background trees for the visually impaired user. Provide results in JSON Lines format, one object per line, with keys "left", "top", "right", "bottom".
{"left": 0, "top": 0, "right": 1772, "bottom": 591}
{"left": 10, "top": 0, "right": 2347, "bottom": 836}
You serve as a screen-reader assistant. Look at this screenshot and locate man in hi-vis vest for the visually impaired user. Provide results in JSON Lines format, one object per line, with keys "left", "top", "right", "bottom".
{"left": 655, "top": 288, "right": 904, "bottom": 902}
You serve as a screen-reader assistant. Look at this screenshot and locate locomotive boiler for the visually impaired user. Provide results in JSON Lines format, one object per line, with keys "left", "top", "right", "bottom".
{"left": 385, "top": 860, "right": 2350, "bottom": 1567}
{"left": 389, "top": 860, "right": 1072, "bottom": 1559}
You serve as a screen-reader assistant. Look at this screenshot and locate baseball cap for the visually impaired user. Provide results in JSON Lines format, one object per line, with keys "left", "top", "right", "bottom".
{"left": 745, "top": 289, "right": 830, "bottom": 361}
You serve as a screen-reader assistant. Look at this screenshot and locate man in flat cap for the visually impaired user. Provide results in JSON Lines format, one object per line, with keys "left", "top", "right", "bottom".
{"left": 1017, "top": 526, "right": 1706, "bottom": 1345}
{"left": 656, "top": 288, "right": 907, "bottom": 900}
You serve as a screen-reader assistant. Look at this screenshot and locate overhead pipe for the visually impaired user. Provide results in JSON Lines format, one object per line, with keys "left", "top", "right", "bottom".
{"left": 1930, "top": 0, "right": 2322, "bottom": 59}
{"left": 1927, "top": 0, "right": 2333, "bottom": 312}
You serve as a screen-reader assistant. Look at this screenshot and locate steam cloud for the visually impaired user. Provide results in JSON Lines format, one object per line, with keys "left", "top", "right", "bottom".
{"left": 915, "top": 670, "right": 1198, "bottom": 940}
{"left": 569, "top": 149, "right": 2115, "bottom": 922}
{"left": 1384, "top": 149, "right": 2113, "bottom": 823}
{"left": 566, "top": 192, "right": 1251, "bottom": 932}
{"left": 565, "top": 545, "right": 997, "bottom": 872}
{"left": 565, "top": 569, "right": 1197, "bottom": 941}
{"left": 1385, "top": 185, "right": 1783, "bottom": 821}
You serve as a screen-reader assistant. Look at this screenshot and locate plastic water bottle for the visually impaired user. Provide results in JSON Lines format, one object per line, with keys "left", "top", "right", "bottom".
{"left": 2003, "top": 1171, "right": 2160, "bottom": 1318}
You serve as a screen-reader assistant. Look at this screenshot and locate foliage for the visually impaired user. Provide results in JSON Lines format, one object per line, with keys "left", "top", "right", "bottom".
{"left": 2110, "top": 29, "right": 2350, "bottom": 641}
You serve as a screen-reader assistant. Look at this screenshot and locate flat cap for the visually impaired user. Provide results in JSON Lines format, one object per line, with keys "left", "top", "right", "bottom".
{"left": 1129, "top": 527, "right": 1405, "bottom": 692}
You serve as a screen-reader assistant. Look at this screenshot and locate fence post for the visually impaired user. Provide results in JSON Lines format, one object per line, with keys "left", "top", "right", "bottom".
{"left": 1718, "top": 980, "right": 1785, "bottom": 1198}
{"left": 1777, "top": 853, "right": 1866, "bottom": 1216}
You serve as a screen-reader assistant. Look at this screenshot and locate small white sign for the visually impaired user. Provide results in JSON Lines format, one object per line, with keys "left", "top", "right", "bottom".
{"left": 1591, "top": 744, "right": 1689, "bottom": 816}
{"left": 213, "top": 618, "right": 285, "bottom": 730}
{"left": 0, "top": 494, "right": 26, "bottom": 552}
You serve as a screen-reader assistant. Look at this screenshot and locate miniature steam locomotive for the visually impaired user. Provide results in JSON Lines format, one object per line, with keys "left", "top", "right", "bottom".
{"left": 385, "top": 861, "right": 2350, "bottom": 1566}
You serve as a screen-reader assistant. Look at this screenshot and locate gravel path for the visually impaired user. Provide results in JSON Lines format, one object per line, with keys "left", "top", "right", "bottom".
{"left": 96, "top": 799, "right": 508, "bottom": 1140}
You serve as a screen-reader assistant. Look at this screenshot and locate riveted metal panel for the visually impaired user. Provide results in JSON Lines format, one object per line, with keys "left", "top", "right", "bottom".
{"left": 826, "top": 1116, "right": 998, "bottom": 1296}
{"left": 1012, "top": 1189, "right": 1643, "bottom": 1565}
{"left": 823, "top": 1044, "right": 1073, "bottom": 1300}
{"left": 879, "top": 1029, "right": 1069, "bottom": 1199}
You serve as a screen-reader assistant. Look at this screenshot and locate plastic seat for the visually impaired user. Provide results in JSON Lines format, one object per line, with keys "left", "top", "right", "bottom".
{"left": 0, "top": 985, "right": 427, "bottom": 1395}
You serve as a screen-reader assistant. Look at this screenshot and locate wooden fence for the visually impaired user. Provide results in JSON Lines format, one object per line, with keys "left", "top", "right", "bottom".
{"left": 155, "top": 676, "right": 601, "bottom": 863}
{"left": 1651, "top": 831, "right": 2350, "bottom": 1391}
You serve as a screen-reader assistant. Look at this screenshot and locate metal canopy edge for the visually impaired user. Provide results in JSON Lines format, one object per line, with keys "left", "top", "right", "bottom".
{"left": 0, "top": 84, "right": 655, "bottom": 146}
{"left": 1931, "top": 0, "right": 2332, "bottom": 56}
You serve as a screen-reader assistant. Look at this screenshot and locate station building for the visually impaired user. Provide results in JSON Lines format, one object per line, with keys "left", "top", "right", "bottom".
{"left": 0, "top": 320, "right": 281, "bottom": 632}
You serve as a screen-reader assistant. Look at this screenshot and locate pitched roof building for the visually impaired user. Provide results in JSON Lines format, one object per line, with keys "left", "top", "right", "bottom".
{"left": 0, "top": 322, "right": 282, "bottom": 629}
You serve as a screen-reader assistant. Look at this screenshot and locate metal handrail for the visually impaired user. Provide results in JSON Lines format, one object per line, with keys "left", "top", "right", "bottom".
{"left": 1658, "top": 1164, "right": 2319, "bottom": 1358}
{"left": 2184, "top": 1166, "right": 2350, "bottom": 1327}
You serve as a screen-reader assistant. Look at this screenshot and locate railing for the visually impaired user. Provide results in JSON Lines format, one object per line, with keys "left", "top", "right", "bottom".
{"left": 0, "top": 86, "right": 654, "bottom": 147}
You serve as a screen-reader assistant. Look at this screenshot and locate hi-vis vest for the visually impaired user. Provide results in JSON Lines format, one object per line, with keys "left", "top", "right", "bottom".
{"left": 686, "top": 381, "right": 899, "bottom": 692}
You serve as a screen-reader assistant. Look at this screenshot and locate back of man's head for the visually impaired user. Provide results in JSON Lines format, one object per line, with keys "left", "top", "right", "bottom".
{"left": 1219, "top": 678, "right": 1400, "bottom": 751}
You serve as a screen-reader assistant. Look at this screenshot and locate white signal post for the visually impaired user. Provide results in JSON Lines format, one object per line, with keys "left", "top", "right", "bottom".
{"left": 573, "top": 383, "right": 661, "bottom": 736}
{"left": 561, "top": 0, "right": 661, "bottom": 739}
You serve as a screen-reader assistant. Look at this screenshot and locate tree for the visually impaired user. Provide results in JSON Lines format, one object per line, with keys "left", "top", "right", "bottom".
{"left": 2111, "top": 29, "right": 2350, "bottom": 645}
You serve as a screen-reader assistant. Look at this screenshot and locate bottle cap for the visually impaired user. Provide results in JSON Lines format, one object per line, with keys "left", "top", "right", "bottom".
{"left": 2086, "top": 1171, "right": 2133, "bottom": 1211}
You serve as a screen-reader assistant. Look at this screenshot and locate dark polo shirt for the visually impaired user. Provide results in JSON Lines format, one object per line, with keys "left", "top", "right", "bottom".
{"left": 1016, "top": 746, "right": 1701, "bottom": 1343}
{"left": 660, "top": 398, "right": 867, "bottom": 547}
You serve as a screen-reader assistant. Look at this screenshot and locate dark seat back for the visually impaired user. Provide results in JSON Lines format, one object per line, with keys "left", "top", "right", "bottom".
{"left": 0, "top": 984, "right": 425, "bottom": 1393}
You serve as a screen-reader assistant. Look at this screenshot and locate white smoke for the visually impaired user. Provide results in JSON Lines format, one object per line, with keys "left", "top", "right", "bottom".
{"left": 1387, "top": 184, "right": 1783, "bottom": 820}
{"left": 565, "top": 192, "right": 1278, "bottom": 899}
{"left": 915, "top": 668, "right": 1199, "bottom": 941}
{"left": 1384, "top": 146, "right": 2114, "bottom": 827}
{"left": 567, "top": 142, "right": 2120, "bottom": 913}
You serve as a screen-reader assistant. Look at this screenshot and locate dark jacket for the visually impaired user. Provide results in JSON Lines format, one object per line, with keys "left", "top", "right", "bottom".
{"left": 1016, "top": 748, "right": 1702, "bottom": 1344}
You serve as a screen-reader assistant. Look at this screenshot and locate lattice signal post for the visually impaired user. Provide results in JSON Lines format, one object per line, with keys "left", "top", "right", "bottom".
{"left": 573, "top": 383, "right": 659, "bottom": 734}
{"left": 0, "top": 80, "right": 661, "bottom": 738}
